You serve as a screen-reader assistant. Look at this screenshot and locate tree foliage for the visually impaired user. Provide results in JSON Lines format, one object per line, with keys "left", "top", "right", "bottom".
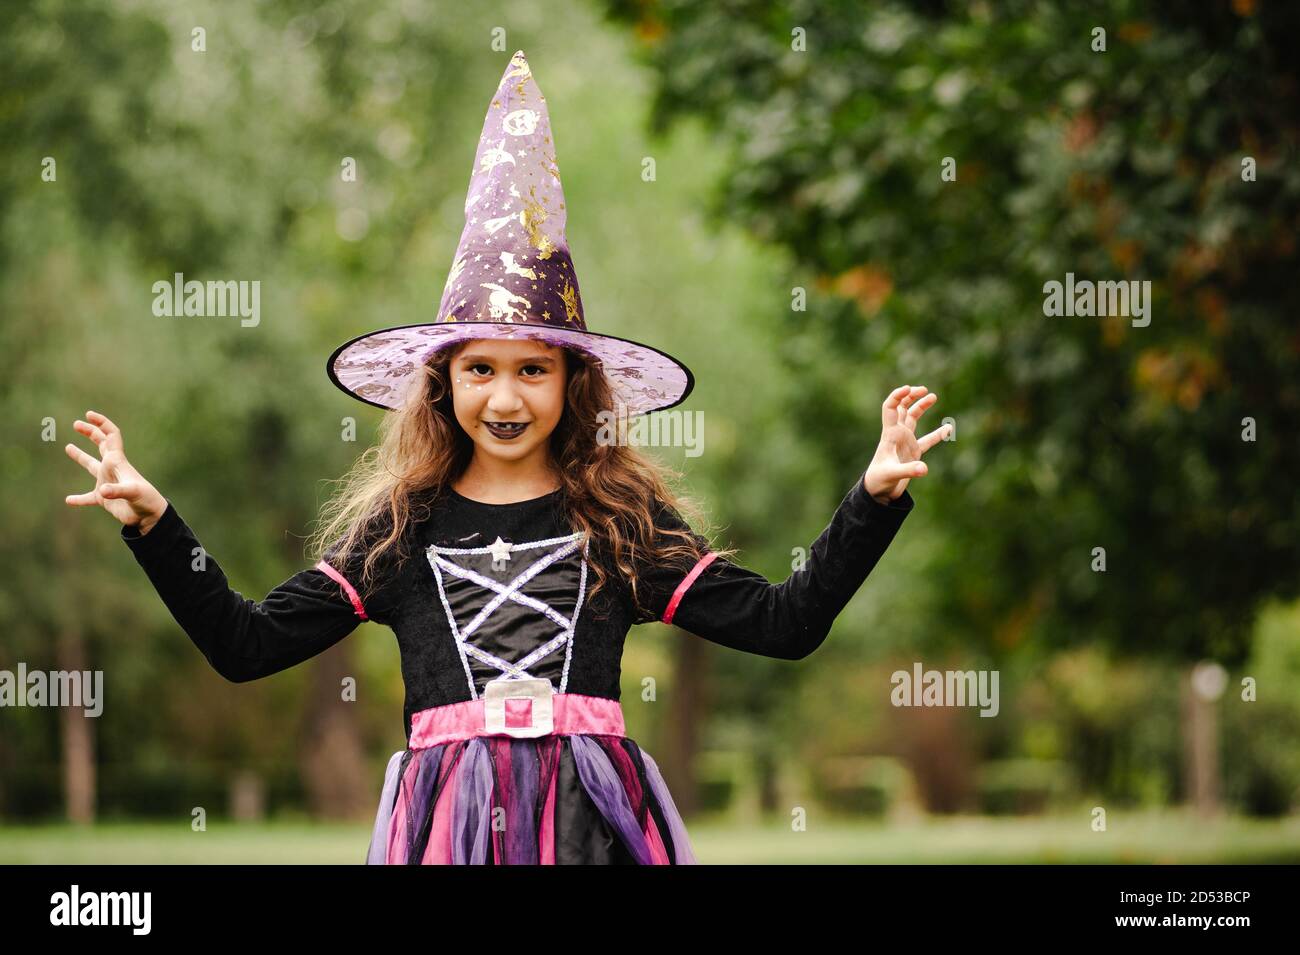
{"left": 602, "top": 0, "right": 1300, "bottom": 664}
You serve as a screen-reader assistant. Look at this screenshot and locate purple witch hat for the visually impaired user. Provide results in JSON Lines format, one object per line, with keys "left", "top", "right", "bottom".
{"left": 327, "top": 50, "right": 694, "bottom": 417}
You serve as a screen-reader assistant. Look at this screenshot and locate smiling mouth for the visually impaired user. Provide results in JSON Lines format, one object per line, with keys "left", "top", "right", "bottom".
{"left": 483, "top": 421, "right": 530, "bottom": 439}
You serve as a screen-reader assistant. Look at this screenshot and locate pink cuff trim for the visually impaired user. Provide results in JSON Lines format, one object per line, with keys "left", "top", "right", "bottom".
{"left": 316, "top": 559, "right": 368, "bottom": 620}
{"left": 662, "top": 551, "right": 719, "bottom": 626}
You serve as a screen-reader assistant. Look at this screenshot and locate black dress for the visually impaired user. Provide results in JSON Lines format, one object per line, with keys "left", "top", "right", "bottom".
{"left": 121, "top": 473, "right": 913, "bottom": 863}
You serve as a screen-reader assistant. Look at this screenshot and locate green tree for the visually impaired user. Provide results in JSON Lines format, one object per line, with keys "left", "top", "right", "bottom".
{"left": 601, "top": 0, "right": 1300, "bottom": 808}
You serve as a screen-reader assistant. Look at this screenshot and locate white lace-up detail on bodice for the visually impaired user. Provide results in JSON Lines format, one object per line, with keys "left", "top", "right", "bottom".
{"left": 426, "top": 531, "right": 590, "bottom": 699}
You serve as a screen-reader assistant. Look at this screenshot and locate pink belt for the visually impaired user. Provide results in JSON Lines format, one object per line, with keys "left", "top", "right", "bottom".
{"left": 409, "top": 683, "right": 625, "bottom": 750}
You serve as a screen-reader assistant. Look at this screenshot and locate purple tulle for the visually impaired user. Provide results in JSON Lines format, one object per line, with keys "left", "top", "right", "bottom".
{"left": 569, "top": 735, "right": 653, "bottom": 865}
{"left": 367, "top": 733, "right": 697, "bottom": 864}
{"left": 504, "top": 739, "right": 541, "bottom": 864}
{"left": 452, "top": 738, "right": 495, "bottom": 864}
{"left": 638, "top": 748, "right": 698, "bottom": 864}
{"left": 366, "top": 750, "right": 406, "bottom": 865}
{"left": 405, "top": 746, "right": 444, "bottom": 855}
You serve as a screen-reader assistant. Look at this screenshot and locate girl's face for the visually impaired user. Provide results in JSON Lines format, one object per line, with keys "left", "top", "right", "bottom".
{"left": 449, "top": 338, "right": 568, "bottom": 467}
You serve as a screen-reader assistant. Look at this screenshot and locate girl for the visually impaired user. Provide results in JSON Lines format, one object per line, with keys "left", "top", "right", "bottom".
{"left": 63, "top": 51, "right": 950, "bottom": 864}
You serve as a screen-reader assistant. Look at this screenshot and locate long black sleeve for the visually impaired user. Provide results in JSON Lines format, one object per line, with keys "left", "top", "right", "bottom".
{"left": 121, "top": 499, "right": 399, "bottom": 683}
{"left": 633, "top": 471, "right": 914, "bottom": 659}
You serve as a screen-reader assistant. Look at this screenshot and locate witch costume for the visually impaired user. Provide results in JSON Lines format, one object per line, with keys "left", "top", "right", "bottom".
{"left": 120, "top": 51, "right": 915, "bottom": 864}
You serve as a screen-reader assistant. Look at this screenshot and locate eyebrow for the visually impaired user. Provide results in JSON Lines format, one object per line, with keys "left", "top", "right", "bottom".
{"left": 458, "top": 353, "right": 558, "bottom": 366}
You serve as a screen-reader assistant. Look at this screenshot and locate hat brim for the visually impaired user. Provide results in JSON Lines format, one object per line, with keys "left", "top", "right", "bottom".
{"left": 327, "top": 322, "right": 695, "bottom": 416}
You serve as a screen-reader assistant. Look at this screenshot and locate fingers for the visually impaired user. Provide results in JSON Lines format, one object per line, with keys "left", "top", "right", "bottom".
{"left": 73, "top": 419, "right": 109, "bottom": 447}
{"left": 98, "top": 480, "right": 138, "bottom": 500}
{"left": 68, "top": 419, "right": 135, "bottom": 505}
{"left": 882, "top": 385, "right": 912, "bottom": 413}
{"left": 880, "top": 460, "right": 928, "bottom": 483}
{"left": 917, "top": 423, "right": 952, "bottom": 454}
{"left": 77, "top": 411, "right": 124, "bottom": 452}
{"left": 85, "top": 410, "right": 121, "bottom": 439}
{"left": 64, "top": 442, "right": 100, "bottom": 476}
{"left": 894, "top": 386, "right": 928, "bottom": 426}
{"left": 904, "top": 392, "right": 938, "bottom": 428}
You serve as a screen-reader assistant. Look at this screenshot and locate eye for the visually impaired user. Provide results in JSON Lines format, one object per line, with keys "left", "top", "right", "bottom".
{"left": 464, "top": 363, "right": 547, "bottom": 377}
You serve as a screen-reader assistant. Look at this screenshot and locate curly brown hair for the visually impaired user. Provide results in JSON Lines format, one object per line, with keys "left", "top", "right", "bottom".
{"left": 307, "top": 338, "right": 735, "bottom": 621}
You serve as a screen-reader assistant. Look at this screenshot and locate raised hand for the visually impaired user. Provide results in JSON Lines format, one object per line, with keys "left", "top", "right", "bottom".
{"left": 863, "top": 385, "right": 951, "bottom": 503}
{"left": 64, "top": 410, "right": 169, "bottom": 534}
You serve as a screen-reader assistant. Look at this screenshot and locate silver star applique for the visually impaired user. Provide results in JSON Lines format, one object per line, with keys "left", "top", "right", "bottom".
{"left": 488, "top": 536, "right": 513, "bottom": 563}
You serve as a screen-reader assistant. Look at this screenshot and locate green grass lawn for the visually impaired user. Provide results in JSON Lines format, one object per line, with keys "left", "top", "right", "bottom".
{"left": 3, "top": 809, "right": 1299, "bottom": 863}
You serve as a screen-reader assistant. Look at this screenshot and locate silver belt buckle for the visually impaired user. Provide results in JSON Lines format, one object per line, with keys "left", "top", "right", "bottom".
{"left": 483, "top": 677, "right": 554, "bottom": 738}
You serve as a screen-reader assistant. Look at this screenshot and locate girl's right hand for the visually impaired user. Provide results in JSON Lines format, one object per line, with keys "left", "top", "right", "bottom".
{"left": 64, "top": 410, "right": 169, "bottom": 535}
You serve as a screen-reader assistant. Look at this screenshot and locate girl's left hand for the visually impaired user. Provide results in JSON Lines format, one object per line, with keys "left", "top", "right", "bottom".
{"left": 863, "top": 385, "right": 951, "bottom": 504}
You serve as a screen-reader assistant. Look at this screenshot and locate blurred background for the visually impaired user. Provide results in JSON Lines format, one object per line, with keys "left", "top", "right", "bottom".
{"left": 2, "top": 0, "right": 1299, "bottom": 862}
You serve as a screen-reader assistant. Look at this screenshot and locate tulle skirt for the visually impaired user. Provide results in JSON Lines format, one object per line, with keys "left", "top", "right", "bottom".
{"left": 366, "top": 731, "right": 698, "bottom": 865}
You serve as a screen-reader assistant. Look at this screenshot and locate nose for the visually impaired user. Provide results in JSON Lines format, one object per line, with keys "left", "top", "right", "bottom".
{"left": 485, "top": 375, "right": 525, "bottom": 415}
